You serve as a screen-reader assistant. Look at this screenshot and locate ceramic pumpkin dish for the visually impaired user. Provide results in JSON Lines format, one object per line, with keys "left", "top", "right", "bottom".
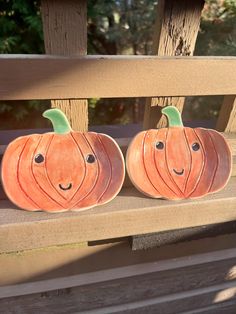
{"left": 126, "top": 106, "right": 232, "bottom": 200}
{"left": 2, "top": 109, "right": 125, "bottom": 212}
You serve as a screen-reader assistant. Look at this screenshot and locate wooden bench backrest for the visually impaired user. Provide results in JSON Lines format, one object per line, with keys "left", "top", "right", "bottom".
{"left": 0, "top": 0, "right": 235, "bottom": 133}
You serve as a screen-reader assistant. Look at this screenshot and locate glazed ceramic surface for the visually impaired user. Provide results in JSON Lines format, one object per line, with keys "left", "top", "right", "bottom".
{"left": 126, "top": 106, "right": 232, "bottom": 200}
{"left": 2, "top": 109, "right": 125, "bottom": 212}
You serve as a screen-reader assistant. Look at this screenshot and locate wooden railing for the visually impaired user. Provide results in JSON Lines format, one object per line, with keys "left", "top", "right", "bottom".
{"left": 1, "top": 55, "right": 236, "bottom": 99}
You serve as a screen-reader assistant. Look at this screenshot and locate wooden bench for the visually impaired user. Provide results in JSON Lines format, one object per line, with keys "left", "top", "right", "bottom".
{"left": 1, "top": 1, "right": 236, "bottom": 313}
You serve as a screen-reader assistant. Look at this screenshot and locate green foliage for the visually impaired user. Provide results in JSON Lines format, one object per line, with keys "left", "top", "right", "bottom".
{"left": 0, "top": 100, "right": 50, "bottom": 129}
{"left": 88, "top": 0, "right": 157, "bottom": 55}
{"left": 0, "top": 0, "right": 43, "bottom": 53}
{"left": 196, "top": 0, "right": 236, "bottom": 56}
{"left": 187, "top": 0, "right": 236, "bottom": 121}
{"left": 0, "top": 0, "right": 46, "bottom": 129}
{"left": 88, "top": 97, "right": 144, "bottom": 125}
{"left": 87, "top": 0, "right": 156, "bottom": 125}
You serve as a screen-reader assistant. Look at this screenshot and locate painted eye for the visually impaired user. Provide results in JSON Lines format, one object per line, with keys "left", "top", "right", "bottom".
{"left": 34, "top": 154, "right": 44, "bottom": 163}
{"left": 156, "top": 141, "right": 164, "bottom": 150}
{"left": 192, "top": 143, "right": 200, "bottom": 151}
{"left": 86, "top": 154, "right": 96, "bottom": 163}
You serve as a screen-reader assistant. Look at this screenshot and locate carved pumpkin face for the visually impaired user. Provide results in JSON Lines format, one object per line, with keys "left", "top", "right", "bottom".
{"left": 126, "top": 106, "right": 232, "bottom": 200}
{"left": 2, "top": 109, "right": 125, "bottom": 212}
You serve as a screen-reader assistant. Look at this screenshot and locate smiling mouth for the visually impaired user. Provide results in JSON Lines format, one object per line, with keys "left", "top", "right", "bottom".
{"left": 59, "top": 183, "right": 72, "bottom": 191}
{"left": 173, "top": 169, "right": 184, "bottom": 176}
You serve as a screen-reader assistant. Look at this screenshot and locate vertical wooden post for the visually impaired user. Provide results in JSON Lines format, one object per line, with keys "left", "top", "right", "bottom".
{"left": 135, "top": 0, "right": 204, "bottom": 251}
{"left": 41, "top": 0, "right": 88, "bottom": 131}
{"left": 143, "top": 0, "right": 205, "bottom": 130}
{"left": 216, "top": 96, "right": 236, "bottom": 133}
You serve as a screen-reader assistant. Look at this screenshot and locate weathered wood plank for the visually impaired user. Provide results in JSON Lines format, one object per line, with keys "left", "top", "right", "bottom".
{"left": 1, "top": 244, "right": 236, "bottom": 296}
{"left": 0, "top": 176, "right": 236, "bottom": 253}
{"left": 41, "top": 0, "right": 88, "bottom": 131}
{"left": 143, "top": 0, "right": 204, "bottom": 129}
{"left": 1, "top": 273, "right": 236, "bottom": 313}
{"left": 115, "top": 284, "right": 236, "bottom": 314}
{"left": 41, "top": 0, "right": 87, "bottom": 56}
{"left": 2, "top": 233, "right": 236, "bottom": 286}
{"left": 2, "top": 232, "right": 236, "bottom": 286}
{"left": 217, "top": 96, "right": 236, "bottom": 133}
{"left": 1, "top": 56, "right": 236, "bottom": 100}
{"left": 186, "top": 302, "right": 236, "bottom": 314}
{"left": 1, "top": 287, "right": 236, "bottom": 314}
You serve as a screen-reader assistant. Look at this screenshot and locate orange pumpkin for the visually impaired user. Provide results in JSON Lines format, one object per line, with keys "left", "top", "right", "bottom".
{"left": 126, "top": 106, "right": 232, "bottom": 200}
{"left": 2, "top": 109, "right": 125, "bottom": 212}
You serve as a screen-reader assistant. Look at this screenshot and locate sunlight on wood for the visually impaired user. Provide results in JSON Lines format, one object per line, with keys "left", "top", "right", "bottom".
{"left": 213, "top": 286, "right": 236, "bottom": 303}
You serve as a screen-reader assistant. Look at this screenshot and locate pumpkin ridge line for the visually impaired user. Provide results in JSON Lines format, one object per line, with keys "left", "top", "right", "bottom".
{"left": 183, "top": 128, "right": 193, "bottom": 196}
{"left": 164, "top": 128, "right": 185, "bottom": 198}
{"left": 69, "top": 133, "right": 100, "bottom": 210}
{"left": 68, "top": 132, "right": 87, "bottom": 202}
{"left": 208, "top": 131, "right": 220, "bottom": 193}
{"left": 153, "top": 129, "right": 179, "bottom": 198}
{"left": 79, "top": 133, "right": 105, "bottom": 205}
{"left": 17, "top": 137, "right": 40, "bottom": 209}
{"left": 97, "top": 134, "right": 113, "bottom": 203}
{"left": 186, "top": 128, "right": 206, "bottom": 198}
{"left": 142, "top": 130, "right": 161, "bottom": 195}
{"left": 188, "top": 129, "right": 218, "bottom": 198}
{"left": 31, "top": 134, "right": 65, "bottom": 208}
{"left": 44, "top": 134, "right": 68, "bottom": 202}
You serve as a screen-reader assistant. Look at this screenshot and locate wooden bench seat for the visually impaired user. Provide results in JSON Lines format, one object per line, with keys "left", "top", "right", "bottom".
{"left": 0, "top": 175, "right": 235, "bottom": 254}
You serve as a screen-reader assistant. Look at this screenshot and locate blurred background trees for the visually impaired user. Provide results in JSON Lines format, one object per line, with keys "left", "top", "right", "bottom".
{"left": 0, "top": 0, "right": 48, "bottom": 129}
{"left": 0, "top": 0, "right": 236, "bottom": 129}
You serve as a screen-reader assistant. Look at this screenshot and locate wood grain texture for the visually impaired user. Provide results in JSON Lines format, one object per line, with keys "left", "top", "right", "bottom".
{"left": 1, "top": 256, "right": 236, "bottom": 312}
{"left": 216, "top": 96, "right": 236, "bottom": 133}
{"left": 1, "top": 56, "right": 236, "bottom": 100}
{"left": 41, "top": 0, "right": 88, "bottom": 131}
{"left": 143, "top": 0, "right": 205, "bottom": 130}
{"left": 109, "top": 285, "right": 236, "bottom": 314}
{"left": 187, "top": 302, "right": 236, "bottom": 314}
{"left": 1, "top": 287, "right": 236, "bottom": 314}
{"left": 0, "top": 245, "right": 236, "bottom": 296}
{"left": 2, "top": 233, "right": 236, "bottom": 286}
{"left": 1, "top": 132, "right": 125, "bottom": 212}
{"left": 0, "top": 176, "right": 236, "bottom": 253}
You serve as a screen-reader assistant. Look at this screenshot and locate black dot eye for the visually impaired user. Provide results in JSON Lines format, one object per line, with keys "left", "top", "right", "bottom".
{"left": 192, "top": 143, "right": 200, "bottom": 151}
{"left": 86, "top": 154, "right": 96, "bottom": 163}
{"left": 156, "top": 141, "right": 164, "bottom": 150}
{"left": 34, "top": 154, "right": 44, "bottom": 163}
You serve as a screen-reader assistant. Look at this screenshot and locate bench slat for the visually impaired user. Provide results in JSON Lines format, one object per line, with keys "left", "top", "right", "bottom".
{"left": 0, "top": 176, "right": 236, "bottom": 253}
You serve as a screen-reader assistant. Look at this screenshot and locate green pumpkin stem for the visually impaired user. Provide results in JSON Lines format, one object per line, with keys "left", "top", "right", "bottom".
{"left": 161, "top": 106, "right": 183, "bottom": 127}
{"left": 43, "top": 109, "right": 72, "bottom": 134}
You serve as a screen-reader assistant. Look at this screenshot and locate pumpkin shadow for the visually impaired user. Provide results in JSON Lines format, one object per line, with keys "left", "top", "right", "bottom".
{"left": 119, "top": 187, "right": 149, "bottom": 199}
